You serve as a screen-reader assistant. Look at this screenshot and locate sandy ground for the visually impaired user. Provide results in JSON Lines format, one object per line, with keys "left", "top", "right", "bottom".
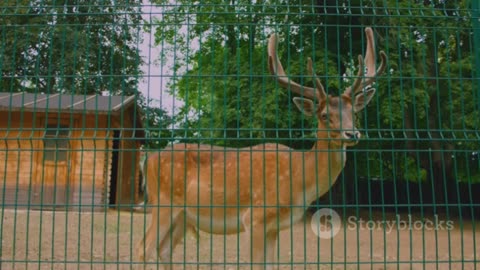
{"left": 1, "top": 209, "right": 479, "bottom": 270}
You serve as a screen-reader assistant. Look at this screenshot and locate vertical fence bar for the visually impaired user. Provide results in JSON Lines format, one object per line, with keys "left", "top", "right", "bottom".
{"left": 471, "top": 2, "right": 480, "bottom": 269}
{"left": 473, "top": 1, "right": 480, "bottom": 113}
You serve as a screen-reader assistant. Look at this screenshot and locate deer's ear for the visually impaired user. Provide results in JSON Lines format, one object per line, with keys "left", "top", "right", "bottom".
{"left": 353, "top": 88, "right": 376, "bottom": 112}
{"left": 292, "top": 97, "right": 316, "bottom": 117}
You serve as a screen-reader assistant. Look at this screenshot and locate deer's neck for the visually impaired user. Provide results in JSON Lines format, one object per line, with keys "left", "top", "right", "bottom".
{"left": 296, "top": 130, "right": 347, "bottom": 203}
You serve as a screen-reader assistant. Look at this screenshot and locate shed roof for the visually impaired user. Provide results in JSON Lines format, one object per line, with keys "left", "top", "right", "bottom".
{"left": 0, "top": 92, "right": 136, "bottom": 114}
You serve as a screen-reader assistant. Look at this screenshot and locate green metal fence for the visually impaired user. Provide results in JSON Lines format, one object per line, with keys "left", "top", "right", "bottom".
{"left": 1, "top": 1, "right": 479, "bottom": 269}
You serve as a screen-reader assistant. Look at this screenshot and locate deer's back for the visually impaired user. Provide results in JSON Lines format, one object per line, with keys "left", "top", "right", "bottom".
{"left": 148, "top": 143, "right": 298, "bottom": 203}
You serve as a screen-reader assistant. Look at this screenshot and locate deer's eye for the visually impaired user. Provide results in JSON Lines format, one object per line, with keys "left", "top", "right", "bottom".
{"left": 320, "top": 113, "right": 328, "bottom": 121}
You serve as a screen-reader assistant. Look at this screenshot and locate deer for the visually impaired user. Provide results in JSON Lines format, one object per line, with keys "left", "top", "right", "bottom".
{"left": 136, "top": 27, "right": 387, "bottom": 269}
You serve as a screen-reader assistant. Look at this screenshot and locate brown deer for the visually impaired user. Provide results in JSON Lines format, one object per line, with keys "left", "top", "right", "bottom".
{"left": 137, "top": 27, "right": 387, "bottom": 269}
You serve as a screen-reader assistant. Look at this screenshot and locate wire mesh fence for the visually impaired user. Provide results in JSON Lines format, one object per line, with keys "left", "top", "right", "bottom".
{"left": 1, "top": 1, "right": 479, "bottom": 269}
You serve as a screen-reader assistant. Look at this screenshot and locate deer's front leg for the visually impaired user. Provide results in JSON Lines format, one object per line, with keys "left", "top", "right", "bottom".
{"left": 264, "top": 230, "right": 278, "bottom": 269}
{"left": 243, "top": 209, "right": 278, "bottom": 270}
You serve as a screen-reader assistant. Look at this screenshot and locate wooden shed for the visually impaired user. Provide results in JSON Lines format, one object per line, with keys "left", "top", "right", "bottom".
{"left": 0, "top": 92, "right": 144, "bottom": 211}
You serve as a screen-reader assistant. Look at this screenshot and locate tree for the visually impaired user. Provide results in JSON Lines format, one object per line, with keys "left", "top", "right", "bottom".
{"left": 151, "top": 0, "right": 344, "bottom": 148}
{"left": 356, "top": 1, "right": 478, "bottom": 184}
{"left": 0, "top": 0, "right": 143, "bottom": 95}
{"left": 138, "top": 96, "right": 175, "bottom": 149}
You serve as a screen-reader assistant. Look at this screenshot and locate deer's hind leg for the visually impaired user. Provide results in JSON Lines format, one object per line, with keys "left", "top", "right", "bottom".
{"left": 156, "top": 211, "right": 199, "bottom": 270}
{"left": 137, "top": 197, "right": 182, "bottom": 265}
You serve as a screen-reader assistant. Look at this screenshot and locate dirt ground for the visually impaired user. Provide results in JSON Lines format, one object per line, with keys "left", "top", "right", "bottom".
{"left": 1, "top": 209, "right": 479, "bottom": 270}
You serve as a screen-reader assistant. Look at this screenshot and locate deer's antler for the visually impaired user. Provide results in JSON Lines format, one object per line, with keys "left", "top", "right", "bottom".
{"left": 268, "top": 34, "right": 327, "bottom": 102}
{"left": 344, "top": 27, "right": 387, "bottom": 97}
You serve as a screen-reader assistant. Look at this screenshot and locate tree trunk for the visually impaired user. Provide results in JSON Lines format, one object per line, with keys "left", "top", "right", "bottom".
{"left": 419, "top": 40, "right": 454, "bottom": 213}
{"left": 427, "top": 84, "right": 454, "bottom": 213}
{"left": 404, "top": 107, "right": 419, "bottom": 159}
{"left": 226, "top": 0, "right": 237, "bottom": 56}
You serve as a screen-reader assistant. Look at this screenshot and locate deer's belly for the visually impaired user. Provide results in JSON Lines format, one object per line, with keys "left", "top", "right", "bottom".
{"left": 184, "top": 208, "right": 247, "bottom": 234}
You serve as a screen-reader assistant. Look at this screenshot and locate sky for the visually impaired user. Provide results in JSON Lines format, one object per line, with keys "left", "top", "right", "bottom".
{"left": 138, "top": 2, "right": 183, "bottom": 114}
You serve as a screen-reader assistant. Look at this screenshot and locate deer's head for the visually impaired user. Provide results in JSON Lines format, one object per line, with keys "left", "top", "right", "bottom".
{"left": 268, "top": 27, "right": 387, "bottom": 146}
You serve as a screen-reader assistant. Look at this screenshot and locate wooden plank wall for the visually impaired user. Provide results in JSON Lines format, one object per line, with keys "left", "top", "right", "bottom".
{"left": 70, "top": 129, "right": 111, "bottom": 210}
{"left": 0, "top": 112, "right": 113, "bottom": 210}
{"left": 0, "top": 133, "right": 40, "bottom": 207}
{"left": 0, "top": 113, "right": 40, "bottom": 207}
{"left": 0, "top": 110, "right": 141, "bottom": 210}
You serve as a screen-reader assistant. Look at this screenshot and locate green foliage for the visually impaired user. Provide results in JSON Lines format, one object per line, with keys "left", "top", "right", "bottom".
{"left": 0, "top": 0, "right": 143, "bottom": 95}
{"left": 137, "top": 96, "right": 175, "bottom": 149}
{"left": 174, "top": 40, "right": 333, "bottom": 148}
{"left": 453, "top": 151, "right": 480, "bottom": 183}
{"left": 344, "top": 0, "right": 479, "bottom": 182}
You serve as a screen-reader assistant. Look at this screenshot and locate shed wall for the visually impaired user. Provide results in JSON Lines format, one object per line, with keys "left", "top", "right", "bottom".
{"left": 0, "top": 131, "right": 40, "bottom": 207}
{"left": 0, "top": 112, "right": 119, "bottom": 210}
{"left": 70, "top": 129, "right": 112, "bottom": 210}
